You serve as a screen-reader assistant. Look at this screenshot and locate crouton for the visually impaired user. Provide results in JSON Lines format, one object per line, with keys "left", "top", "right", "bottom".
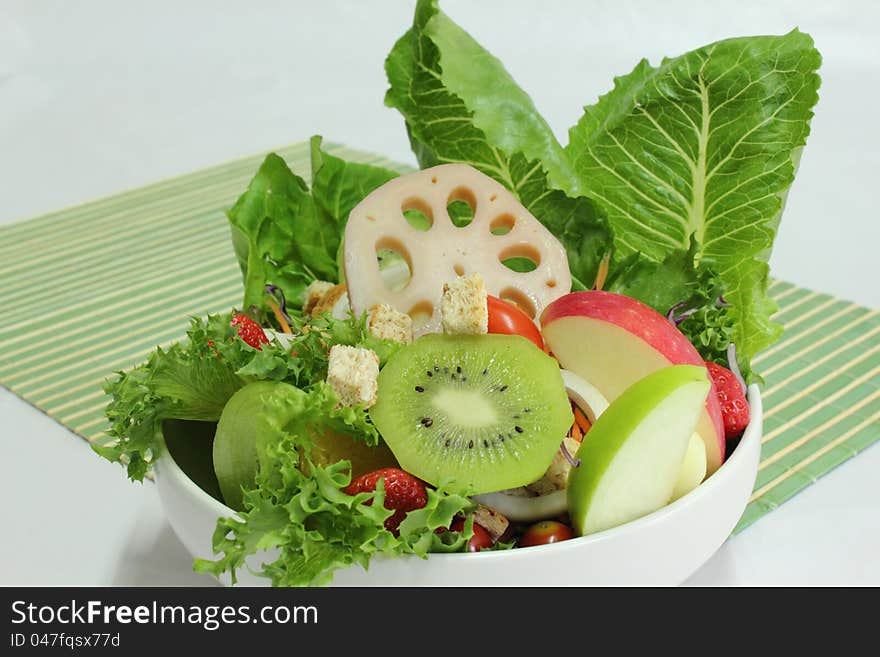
{"left": 368, "top": 304, "right": 413, "bottom": 343}
{"left": 440, "top": 273, "right": 488, "bottom": 335}
{"left": 326, "top": 344, "right": 380, "bottom": 408}
{"left": 525, "top": 436, "right": 580, "bottom": 496}
{"left": 303, "top": 280, "right": 335, "bottom": 315}
{"left": 474, "top": 506, "right": 510, "bottom": 542}
{"left": 312, "top": 283, "right": 350, "bottom": 319}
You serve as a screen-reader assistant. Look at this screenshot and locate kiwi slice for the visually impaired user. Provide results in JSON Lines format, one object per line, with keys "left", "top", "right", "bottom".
{"left": 369, "top": 334, "right": 573, "bottom": 494}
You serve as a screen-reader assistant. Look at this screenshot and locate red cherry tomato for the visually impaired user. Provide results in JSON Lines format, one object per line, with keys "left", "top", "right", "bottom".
{"left": 518, "top": 520, "right": 574, "bottom": 548}
{"left": 451, "top": 518, "right": 494, "bottom": 552}
{"left": 486, "top": 295, "right": 544, "bottom": 350}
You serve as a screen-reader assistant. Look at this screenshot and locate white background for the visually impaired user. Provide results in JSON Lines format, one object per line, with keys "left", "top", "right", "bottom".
{"left": 1, "top": 0, "right": 878, "bottom": 585}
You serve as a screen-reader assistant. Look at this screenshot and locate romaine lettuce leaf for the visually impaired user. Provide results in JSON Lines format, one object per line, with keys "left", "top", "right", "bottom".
{"left": 385, "top": 0, "right": 613, "bottom": 289}
{"left": 387, "top": 0, "right": 579, "bottom": 194}
{"left": 309, "top": 136, "right": 402, "bottom": 230}
{"left": 229, "top": 141, "right": 404, "bottom": 315}
{"left": 565, "top": 31, "right": 821, "bottom": 364}
{"left": 228, "top": 154, "right": 333, "bottom": 313}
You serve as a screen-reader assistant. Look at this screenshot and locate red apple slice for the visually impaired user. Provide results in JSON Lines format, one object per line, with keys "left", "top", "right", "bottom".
{"left": 541, "top": 290, "right": 725, "bottom": 474}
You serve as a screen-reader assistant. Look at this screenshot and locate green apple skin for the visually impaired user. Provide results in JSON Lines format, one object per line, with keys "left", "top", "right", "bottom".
{"left": 567, "top": 365, "right": 710, "bottom": 536}
{"left": 671, "top": 433, "right": 707, "bottom": 501}
{"left": 213, "top": 380, "right": 399, "bottom": 511}
{"left": 540, "top": 291, "right": 725, "bottom": 475}
{"left": 213, "top": 381, "right": 307, "bottom": 511}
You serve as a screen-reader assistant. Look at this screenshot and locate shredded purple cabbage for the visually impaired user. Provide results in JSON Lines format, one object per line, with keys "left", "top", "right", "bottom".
{"left": 726, "top": 343, "right": 747, "bottom": 395}
{"left": 666, "top": 301, "right": 687, "bottom": 323}
{"left": 675, "top": 308, "right": 698, "bottom": 324}
{"left": 666, "top": 301, "right": 697, "bottom": 326}
{"left": 560, "top": 440, "right": 581, "bottom": 468}
{"left": 265, "top": 284, "right": 292, "bottom": 323}
{"left": 717, "top": 295, "right": 732, "bottom": 308}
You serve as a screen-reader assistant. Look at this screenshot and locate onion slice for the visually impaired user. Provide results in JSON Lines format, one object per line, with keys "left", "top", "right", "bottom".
{"left": 560, "top": 440, "right": 581, "bottom": 468}
{"left": 472, "top": 490, "right": 568, "bottom": 522}
{"left": 265, "top": 329, "right": 294, "bottom": 349}
{"left": 560, "top": 369, "right": 609, "bottom": 423}
{"left": 726, "top": 342, "right": 747, "bottom": 395}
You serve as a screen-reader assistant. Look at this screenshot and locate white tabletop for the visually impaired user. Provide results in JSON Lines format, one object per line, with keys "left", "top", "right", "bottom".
{"left": 2, "top": 0, "right": 878, "bottom": 586}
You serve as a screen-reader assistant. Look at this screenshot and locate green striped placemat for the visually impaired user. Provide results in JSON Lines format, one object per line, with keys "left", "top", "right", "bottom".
{"left": 0, "top": 141, "right": 877, "bottom": 534}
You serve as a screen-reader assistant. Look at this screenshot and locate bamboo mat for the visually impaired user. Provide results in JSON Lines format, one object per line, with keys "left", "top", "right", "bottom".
{"left": 0, "top": 141, "right": 877, "bottom": 534}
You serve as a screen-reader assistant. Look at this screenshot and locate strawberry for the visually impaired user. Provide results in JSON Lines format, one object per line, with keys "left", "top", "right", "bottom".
{"left": 230, "top": 313, "right": 268, "bottom": 350}
{"left": 345, "top": 468, "right": 428, "bottom": 536}
{"left": 705, "top": 360, "right": 750, "bottom": 440}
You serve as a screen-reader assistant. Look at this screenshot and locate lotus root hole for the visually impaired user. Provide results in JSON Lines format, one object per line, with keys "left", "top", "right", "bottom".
{"left": 402, "top": 197, "right": 434, "bottom": 231}
{"left": 375, "top": 236, "right": 413, "bottom": 292}
{"left": 499, "top": 244, "right": 541, "bottom": 272}
{"left": 447, "top": 186, "right": 477, "bottom": 228}
{"left": 499, "top": 287, "right": 537, "bottom": 319}
{"left": 490, "top": 214, "right": 515, "bottom": 235}
{"left": 408, "top": 300, "right": 435, "bottom": 331}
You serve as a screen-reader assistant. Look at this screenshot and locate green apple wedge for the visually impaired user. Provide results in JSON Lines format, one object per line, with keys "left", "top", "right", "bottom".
{"left": 214, "top": 381, "right": 398, "bottom": 511}
{"left": 567, "top": 365, "right": 711, "bottom": 536}
{"left": 213, "top": 381, "right": 307, "bottom": 511}
{"left": 671, "top": 433, "right": 707, "bottom": 501}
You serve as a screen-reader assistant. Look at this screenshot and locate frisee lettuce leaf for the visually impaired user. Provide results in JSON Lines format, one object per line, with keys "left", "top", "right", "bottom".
{"left": 385, "top": 0, "right": 613, "bottom": 290}
{"left": 565, "top": 31, "right": 822, "bottom": 366}
{"left": 194, "top": 383, "right": 474, "bottom": 586}
{"left": 605, "top": 242, "right": 742, "bottom": 377}
{"left": 96, "top": 311, "right": 399, "bottom": 480}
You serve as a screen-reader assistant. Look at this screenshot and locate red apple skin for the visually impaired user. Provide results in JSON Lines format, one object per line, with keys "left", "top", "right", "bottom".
{"left": 541, "top": 290, "right": 725, "bottom": 473}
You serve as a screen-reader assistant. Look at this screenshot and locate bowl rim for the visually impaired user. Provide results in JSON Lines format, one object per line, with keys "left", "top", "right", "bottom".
{"left": 157, "top": 385, "right": 762, "bottom": 560}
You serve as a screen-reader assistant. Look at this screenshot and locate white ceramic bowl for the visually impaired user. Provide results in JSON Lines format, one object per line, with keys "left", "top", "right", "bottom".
{"left": 155, "top": 386, "right": 761, "bottom": 586}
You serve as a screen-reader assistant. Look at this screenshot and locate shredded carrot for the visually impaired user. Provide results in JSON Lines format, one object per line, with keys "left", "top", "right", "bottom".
{"left": 266, "top": 298, "right": 292, "bottom": 334}
{"left": 573, "top": 406, "right": 592, "bottom": 435}
{"left": 570, "top": 421, "right": 583, "bottom": 442}
{"left": 592, "top": 251, "right": 611, "bottom": 291}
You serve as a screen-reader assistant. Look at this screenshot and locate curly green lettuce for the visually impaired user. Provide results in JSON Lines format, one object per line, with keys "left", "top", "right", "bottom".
{"left": 605, "top": 241, "right": 741, "bottom": 377}
{"left": 95, "top": 311, "right": 400, "bottom": 480}
{"left": 194, "top": 381, "right": 475, "bottom": 586}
